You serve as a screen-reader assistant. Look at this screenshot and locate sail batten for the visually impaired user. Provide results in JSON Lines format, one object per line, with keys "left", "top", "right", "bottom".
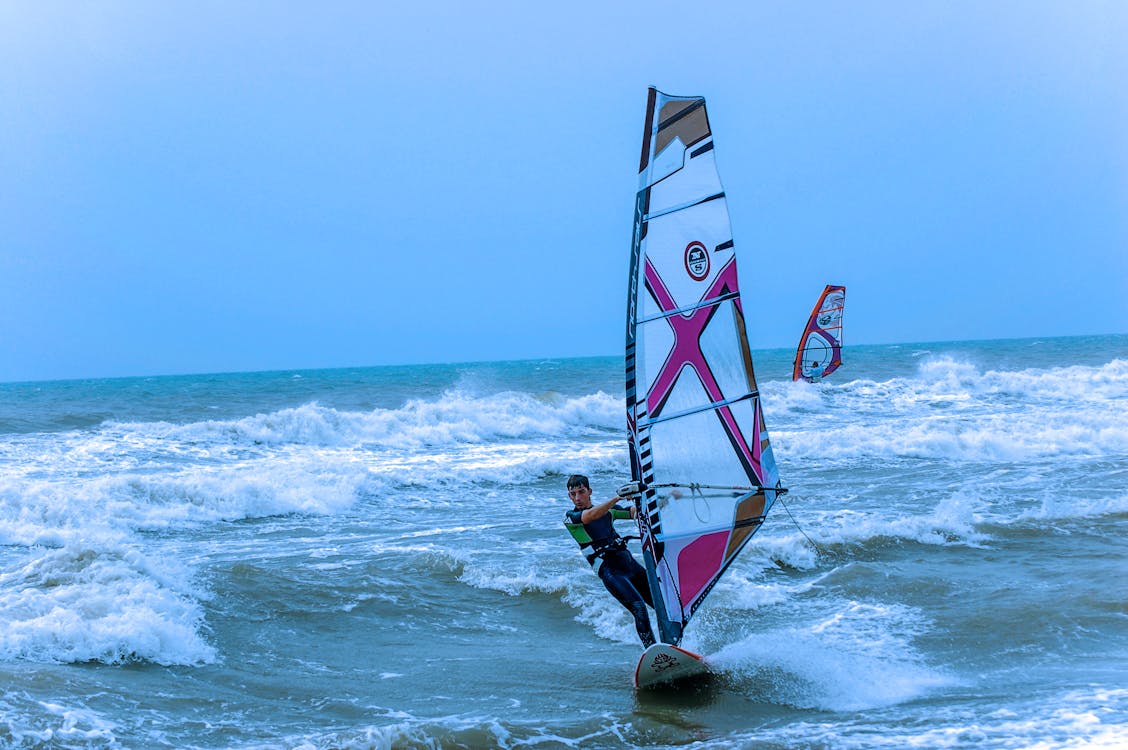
{"left": 637, "top": 290, "right": 740, "bottom": 324}
{"left": 657, "top": 98, "right": 706, "bottom": 130}
{"left": 626, "top": 88, "right": 783, "bottom": 646}
{"left": 639, "top": 391, "right": 757, "bottom": 427}
{"left": 642, "top": 192, "right": 726, "bottom": 221}
{"left": 656, "top": 510, "right": 766, "bottom": 535}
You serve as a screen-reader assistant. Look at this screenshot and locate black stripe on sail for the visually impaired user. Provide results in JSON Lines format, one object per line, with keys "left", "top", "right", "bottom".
{"left": 657, "top": 98, "right": 705, "bottom": 132}
{"left": 718, "top": 398, "right": 766, "bottom": 486}
{"left": 690, "top": 141, "right": 714, "bottom": 158}
{"left": 714, "top": 239, "right": 734, "bottom": 252}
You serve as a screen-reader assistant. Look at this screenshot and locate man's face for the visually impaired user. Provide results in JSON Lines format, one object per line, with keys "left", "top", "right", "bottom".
{"left": 568, "top": 484, "right": 592, "bottom": 510}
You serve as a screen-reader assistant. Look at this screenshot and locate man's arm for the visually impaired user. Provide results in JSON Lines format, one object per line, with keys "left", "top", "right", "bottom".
{"left": 579, "top": 495, "right": 622, "bottom": 525}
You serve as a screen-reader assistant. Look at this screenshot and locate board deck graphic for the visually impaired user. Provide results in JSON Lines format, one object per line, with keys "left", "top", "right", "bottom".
{"left": 634, "top": 643, "right": 710, "bottom": 689}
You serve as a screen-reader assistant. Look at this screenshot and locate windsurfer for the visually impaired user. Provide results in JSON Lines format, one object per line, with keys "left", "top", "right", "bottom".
{"left": 563, "top": 474, "right": 656, "bottom": 648}
{"left": 805, "top": 360, "right": 822, "bottom": 383}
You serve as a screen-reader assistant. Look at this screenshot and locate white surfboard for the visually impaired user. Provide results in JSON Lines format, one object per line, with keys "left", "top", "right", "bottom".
{"left": 634, "top": 643, "right": 710, "bottom": 689}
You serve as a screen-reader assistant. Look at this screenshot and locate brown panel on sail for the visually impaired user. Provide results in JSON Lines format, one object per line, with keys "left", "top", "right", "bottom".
{"left": 733, "top": 306, "right": 757, "bottom": 390}
{"left": 724, "top": 493, "right": 767, "bottom": 559}
{"left": 654, "top": 100, "right": 711, "bottom": 155}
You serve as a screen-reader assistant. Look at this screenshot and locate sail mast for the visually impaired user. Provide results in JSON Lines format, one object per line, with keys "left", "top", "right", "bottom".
{"left": 627, "top": 87, "right": 681, "bottom": 645}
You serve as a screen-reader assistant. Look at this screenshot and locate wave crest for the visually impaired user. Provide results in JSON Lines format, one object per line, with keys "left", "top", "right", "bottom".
{"left": 0, "top": 542, "right": 215, "bottom": 666}
{"left": 117, "top": 390, "right": 626, "bottom": 449}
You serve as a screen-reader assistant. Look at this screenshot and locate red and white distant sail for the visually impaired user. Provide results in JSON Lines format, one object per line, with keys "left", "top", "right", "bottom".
{"left": 625, "top": 88, "right": 785, "bottom": 647}
{"left": 791, "top": 285, "right": 846, "bottom": 382}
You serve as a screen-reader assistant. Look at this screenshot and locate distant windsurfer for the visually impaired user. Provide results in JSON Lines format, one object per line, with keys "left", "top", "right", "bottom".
{"left": 804, "top": 360, "right": 822, "bottom": 383}
{"left": 562, "top": 474, "right": 656, "bottom": 648}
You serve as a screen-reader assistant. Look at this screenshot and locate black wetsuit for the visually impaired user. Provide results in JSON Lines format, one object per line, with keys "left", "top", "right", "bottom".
{"left": 564, "top": 505, "right": 656, "bottom": 647}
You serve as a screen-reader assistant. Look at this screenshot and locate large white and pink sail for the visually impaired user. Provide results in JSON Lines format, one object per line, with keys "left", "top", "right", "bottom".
{"left": 626, "top": 88, "right": 784, "bottom": 646}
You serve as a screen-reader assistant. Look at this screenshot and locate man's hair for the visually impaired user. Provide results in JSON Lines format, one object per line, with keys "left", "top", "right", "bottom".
{"left": 566, "top": 474, "right": 590, "bottom": 490}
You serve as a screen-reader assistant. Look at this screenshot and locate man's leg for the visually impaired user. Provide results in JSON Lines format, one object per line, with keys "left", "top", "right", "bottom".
{"left": 600, "top": 567, "right": 656, "bottom": 648}
{"left": 626, "top": 557, "right": 654, "bottom": 609}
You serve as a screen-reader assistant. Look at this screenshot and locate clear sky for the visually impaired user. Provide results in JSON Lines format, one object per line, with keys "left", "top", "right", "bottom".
{"left": 1, "top": 1, "right": 1126, "bottom": 382}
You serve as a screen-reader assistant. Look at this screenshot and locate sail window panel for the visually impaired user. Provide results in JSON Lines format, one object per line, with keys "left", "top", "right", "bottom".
{"left": 649, "top": 415, "right": 753, "bottom": 539}
{"left": 645, "top": 136, "right": 688, "bottom": 188}
{"left": 696, "top": 298, "right": 754, "bottom": 402}
{"left": 648, "top": 397, "right": 770, "bottom": 490}
{"left": 647, "top": 407, "right": 758, "bottom": 504}
{"left": 653, "top": 487, "right": 745, "bottom": 541}
{"left": 758, "top": 440, "right": 781, "bottom": 489}
{"left": 727, "top": 398, "right": 781, "bottom": 488}
{"left": 642, "top": 346, "right": 716, "bottom": 421}
{"left": 646, "top": 145, "right": 724, "bottom": 216}
{"left": 800, "top": 331, "right": 833, "bottom": 366}
{"left": 717, "top": 397, "right": 772, "bottom": 485}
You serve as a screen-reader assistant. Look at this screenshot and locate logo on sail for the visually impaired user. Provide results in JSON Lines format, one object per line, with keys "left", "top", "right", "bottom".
{"left": 684, "top": 241, "right": 709, "bottom": 281}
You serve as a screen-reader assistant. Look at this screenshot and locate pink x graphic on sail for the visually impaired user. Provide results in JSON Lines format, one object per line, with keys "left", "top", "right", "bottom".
{"left": 642, "top": 255, "right": 764, "bottom": 482}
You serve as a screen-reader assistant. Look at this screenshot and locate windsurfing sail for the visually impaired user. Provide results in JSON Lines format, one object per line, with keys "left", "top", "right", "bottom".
{"left": 625, "top": 88, "right": 785, "bottom": 647}
{"left": 791, "top": 285, "right": 846, "bottom": 382}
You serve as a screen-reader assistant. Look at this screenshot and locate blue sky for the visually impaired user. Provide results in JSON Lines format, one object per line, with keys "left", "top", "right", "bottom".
{"left": 1, "top": 2, "right": 1125, "bottom": 382}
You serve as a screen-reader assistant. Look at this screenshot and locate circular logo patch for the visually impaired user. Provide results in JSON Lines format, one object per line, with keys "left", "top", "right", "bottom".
{"left": 684, "top": 241, "right": 709, "bottom": 281}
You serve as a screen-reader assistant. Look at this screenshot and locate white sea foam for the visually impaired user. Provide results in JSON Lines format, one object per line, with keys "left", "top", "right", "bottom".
{"left": 253, "top": 712, "right": 611, "bottom": 750}
{"left": 769, "top": 357, "right": 1128, "bottom": 463}
{"left": 751, "top": 686, "right": 1128, "bottom": 750}
{"left": 0, "top": 541, "right": 215, "bottom": 665}
{"left": 0, "top": 389, "right": 628, "bottom": 545}
{"left": 0, "top": 694, "right": 121, "bottom": 749}
{"left": 710, "top": 600, "right": 955, "bottom": 711}
{"left": 0, "top": 461, "right": 368, "bottom": 546}
{"left": 140, "top": 389, "right": 623, "bottom": 449}
{"left": 1017, "top": 491, "right": 1128, "bottom": 522}
{"left": 778, "top": 405, "right": 1128, "bottom": 463}
{"left": 562, "top": 588, "right": 643, "bottom": 647}
{"left": 0, "top": 451, "right": 369, "bottom": 666}
{"left": 748, "top": 491, "right": 993, "bottom": 562}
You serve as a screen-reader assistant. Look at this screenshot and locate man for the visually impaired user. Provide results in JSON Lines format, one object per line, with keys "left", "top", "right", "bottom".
{"left": 805, "top": 360, "right": 822, "bottom": 383}
{"left": 562, "top": 474, "right": 656, "bottom": 648}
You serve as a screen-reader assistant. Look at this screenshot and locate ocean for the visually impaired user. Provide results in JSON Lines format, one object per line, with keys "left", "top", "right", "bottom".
{"left": 1, "top": 334, "right": 1125, "bottom": 749}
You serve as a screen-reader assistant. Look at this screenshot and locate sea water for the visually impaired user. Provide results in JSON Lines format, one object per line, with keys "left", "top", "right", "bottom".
{"left": 1, "top": 334, "right": 1125, "bottom": 749}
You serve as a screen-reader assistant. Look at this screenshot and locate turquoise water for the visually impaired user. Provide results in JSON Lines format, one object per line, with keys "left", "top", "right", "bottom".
{"left": 1, "top": 334, "right": 1126, "bottom": 748}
